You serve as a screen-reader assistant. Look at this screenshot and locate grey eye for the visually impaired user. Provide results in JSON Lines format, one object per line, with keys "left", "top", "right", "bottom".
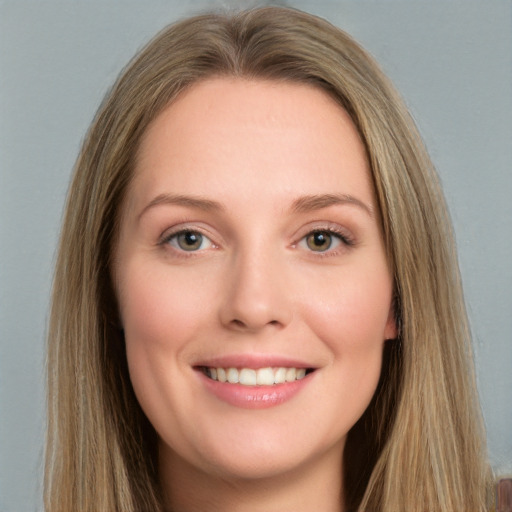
{"left": 177, "top": 231, "right": 203, "bottom": 251}
{"left": 166, "top": 230, "right": 213, "bottom": 252}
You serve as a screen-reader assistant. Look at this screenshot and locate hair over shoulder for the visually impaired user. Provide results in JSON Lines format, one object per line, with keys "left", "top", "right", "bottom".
{"left": 45, "top": 6, "right": 492, "bottom": 512}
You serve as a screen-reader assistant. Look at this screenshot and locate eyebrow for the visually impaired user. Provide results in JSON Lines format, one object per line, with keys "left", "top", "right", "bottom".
{"left": 138, "top": 193, "right": 224, "bottom": 220}
{"left": 291, "top": 194, "right": 374, "bottom": 218}
{"left": 138, "top": 192, "right": 373, "bottom": 220}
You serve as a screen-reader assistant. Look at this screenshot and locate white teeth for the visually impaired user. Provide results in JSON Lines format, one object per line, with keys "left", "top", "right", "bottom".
{"left": 285, "top": 368, "right": 296, "bottom": 382}
{"left": 227, "top": 367, "right": 239, "bottom": 384}
{"left": 217, "top": 367, "right": 227, "bottom": 383}
{"left": 256, "top": 367, "right": 275, "bottom": 386}
{"left": 274, "top": 367, "right": 287, "bottom": 384}
{"left": 239, "top": 368, "right": 257, "bottom": 386}
{"left": 204, "top": 366, "right": 310, "bottom": 386}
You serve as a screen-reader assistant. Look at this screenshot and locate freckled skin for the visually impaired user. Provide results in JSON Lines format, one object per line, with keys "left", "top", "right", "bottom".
{"left": 114, "top": 78, "right": 397, "bottom": 510}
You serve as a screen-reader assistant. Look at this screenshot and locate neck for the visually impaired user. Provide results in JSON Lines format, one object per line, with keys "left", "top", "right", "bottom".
{"left": 159, "top": 445, "right": 345, "bottom": 512}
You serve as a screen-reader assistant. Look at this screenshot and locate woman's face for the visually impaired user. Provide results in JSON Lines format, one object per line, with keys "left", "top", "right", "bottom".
{"left": 114, "top": 78, "right": 396, "bottom": 483}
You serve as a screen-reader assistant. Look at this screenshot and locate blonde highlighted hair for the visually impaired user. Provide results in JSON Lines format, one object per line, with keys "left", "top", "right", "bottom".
{"left": 45, "top": 6, "right": 491, "bottom": 511}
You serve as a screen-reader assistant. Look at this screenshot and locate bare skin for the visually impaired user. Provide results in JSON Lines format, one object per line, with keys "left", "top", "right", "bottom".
{"left": 114, "top": 78, "right": 396, "bottom": 511}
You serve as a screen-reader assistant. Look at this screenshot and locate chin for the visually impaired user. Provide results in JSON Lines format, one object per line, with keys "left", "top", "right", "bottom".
{"left": 159, "top": 418, "right": 346, "bottom": 484}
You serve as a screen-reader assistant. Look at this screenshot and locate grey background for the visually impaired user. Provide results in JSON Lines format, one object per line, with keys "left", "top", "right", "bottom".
{"left": 1, "top": 1, "right": 511, "bottom": 510}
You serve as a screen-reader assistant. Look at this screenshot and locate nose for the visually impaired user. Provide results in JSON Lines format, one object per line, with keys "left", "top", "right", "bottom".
{"left": 219, "top": 249, "right": 292, "bottom": 333}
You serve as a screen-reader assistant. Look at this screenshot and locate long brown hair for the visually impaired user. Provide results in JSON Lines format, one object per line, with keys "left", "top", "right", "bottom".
{"left": 45, "top": 7, "right": 491, "bottom": 511}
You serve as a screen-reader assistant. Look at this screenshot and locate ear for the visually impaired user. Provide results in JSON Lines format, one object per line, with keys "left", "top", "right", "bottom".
{"left": 384, "top": 298, "right": 398, "bottom": 340}
{"left": 384, "top": 314, "right": 398, "bottom": 340}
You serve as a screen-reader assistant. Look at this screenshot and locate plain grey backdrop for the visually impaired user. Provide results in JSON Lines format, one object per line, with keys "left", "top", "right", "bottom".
{"left": 1, "top": 1, "right": 511, "bottom": 510}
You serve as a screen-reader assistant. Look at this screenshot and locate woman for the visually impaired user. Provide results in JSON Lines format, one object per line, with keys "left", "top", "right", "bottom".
{"left": 45, "top": 6, "right": 492, "bottom": 511}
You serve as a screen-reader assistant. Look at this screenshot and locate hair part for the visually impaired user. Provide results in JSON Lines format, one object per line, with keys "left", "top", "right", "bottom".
{"left": 45, "top": 6, "right": 491, "bottom": 511}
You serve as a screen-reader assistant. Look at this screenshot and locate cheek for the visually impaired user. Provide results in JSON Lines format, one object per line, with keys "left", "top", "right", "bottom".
{"left": 116, "top": 262, "right": 217, "bottom": 404}
{"left": 300, "top": 267, "right": 393, "bottom": 353}
{"left": 116, "top": 261, "right": 221, "bottom": 436}
{"left": 118, "top": 261, "right": 215, "bottom": 351}
{"left": 301, "top": 271, "right": 391, "bottom": 428}
{"left": 297, "top": 262, "right": 393, "bottom": 409}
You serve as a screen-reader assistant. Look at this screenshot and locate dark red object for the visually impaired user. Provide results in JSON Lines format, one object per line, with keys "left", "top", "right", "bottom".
{"left": 497, "top": 479, "right": 512, "bottom": 512}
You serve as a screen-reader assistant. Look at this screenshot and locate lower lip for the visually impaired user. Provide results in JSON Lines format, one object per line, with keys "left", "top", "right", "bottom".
{"left": 197, "top": 371, "right": 313, "bottom": 409}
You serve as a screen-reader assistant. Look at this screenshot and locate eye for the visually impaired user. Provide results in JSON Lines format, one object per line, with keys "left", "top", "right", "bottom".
{"left": 164, "top": 230, "right": 213, "bottom": 252}
{"left": 298, "top": 229, "right": 352, "bottom": 253}
{"left": 305, "top": 230, "right": 339, "bottom": 252}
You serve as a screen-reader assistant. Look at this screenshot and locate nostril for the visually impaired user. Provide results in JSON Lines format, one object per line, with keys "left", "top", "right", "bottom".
{"left": 226, "top": 316, "right": 284, "bottom": 331}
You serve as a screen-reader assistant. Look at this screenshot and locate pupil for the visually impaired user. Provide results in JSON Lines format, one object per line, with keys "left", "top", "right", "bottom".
{"left": 308, "top": 231, "right": 331, "bottom": 251}
{"left": 178, "top": 231, "right": 202, "bottom": 251}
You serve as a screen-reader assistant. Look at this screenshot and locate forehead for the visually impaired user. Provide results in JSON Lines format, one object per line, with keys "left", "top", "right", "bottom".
{"left": 130, "top": 77, "right": 374, "bottom": 211}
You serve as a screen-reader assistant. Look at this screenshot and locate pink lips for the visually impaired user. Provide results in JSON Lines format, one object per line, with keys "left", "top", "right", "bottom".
{"left": 193, "top": 354, "right": 315, "bottom": 409}
{"left": 198, "top": 371, "right": 312, "bottom": 409}
{"left": 194, "top": 354, "right": 313, "bottom": 370}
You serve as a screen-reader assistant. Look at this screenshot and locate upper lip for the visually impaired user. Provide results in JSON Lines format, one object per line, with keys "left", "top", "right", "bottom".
{"left": 192, "top": 353, "right": 316, "bottom": 370}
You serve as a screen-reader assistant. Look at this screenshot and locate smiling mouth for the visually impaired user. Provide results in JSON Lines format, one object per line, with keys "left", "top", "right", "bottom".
{"left": 198, "top": 366, "right": 315, "bottom": 386}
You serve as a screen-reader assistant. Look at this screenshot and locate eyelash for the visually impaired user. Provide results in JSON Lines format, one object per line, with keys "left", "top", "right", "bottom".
{"left": 159, "top": 227, "right": 216, "bottom": 255}
{"left": 296, "top": 226, "right": 355, "bottom": 257}
{"left": 158, "top": 225, "right": 355, "bottom": 257}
